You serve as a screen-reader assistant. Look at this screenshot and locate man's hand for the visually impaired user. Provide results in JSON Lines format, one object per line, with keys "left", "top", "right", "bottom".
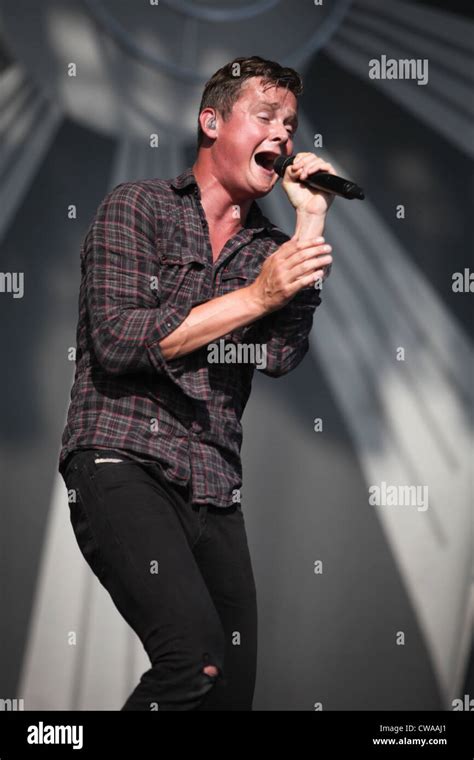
{"left": 249, "top": 237, "right": 333, "bottom": 314}
{"left": 282, "top": 152, "right": 337, "bottom": 217}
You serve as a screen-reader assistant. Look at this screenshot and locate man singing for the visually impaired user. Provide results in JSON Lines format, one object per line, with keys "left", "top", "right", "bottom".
{"left": 59, "top": 56, "right": 335, "bottom": 711}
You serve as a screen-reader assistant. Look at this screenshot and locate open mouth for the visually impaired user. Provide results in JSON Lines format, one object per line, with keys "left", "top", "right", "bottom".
{"left": 253, "top": 151, "right": 278, "bottom": 175}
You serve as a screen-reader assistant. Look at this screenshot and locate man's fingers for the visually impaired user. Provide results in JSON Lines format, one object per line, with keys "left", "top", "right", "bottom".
{"left": 290, "top": 152, "right": 336, "bottom": 180}
{"left": 296, "top": 162, "right": 334, "bottom": 180}
{"left": 291, "top": 268, "right": 326, "bottom": 293}
{"left": 287, "top": 242, "right": 332, "bottom": 270}
{"left": 292, "top": 253, "right": 333, "bottom": 281}
{"left": 277, "top": 236, "right": 326, "bottom": 260}
{"left": 299, "top": 270, "right": 325, "bottom": 288}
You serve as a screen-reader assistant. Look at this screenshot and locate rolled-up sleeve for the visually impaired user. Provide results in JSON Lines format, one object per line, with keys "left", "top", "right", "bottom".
{"left": 84, "top": 182, "right": 192, "bottom": 380}
{"left": 242, "top": 284, "right": 322, "bottom": 377}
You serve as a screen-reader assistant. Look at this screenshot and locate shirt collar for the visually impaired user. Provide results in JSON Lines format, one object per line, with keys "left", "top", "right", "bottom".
{"left": 170, "top": 166, "right": 274, "bottom": 232}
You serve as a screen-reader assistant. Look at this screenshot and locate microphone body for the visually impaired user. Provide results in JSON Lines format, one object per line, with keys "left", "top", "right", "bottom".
{"left": 273, "top": 155, "right": 365, "bottom": 200}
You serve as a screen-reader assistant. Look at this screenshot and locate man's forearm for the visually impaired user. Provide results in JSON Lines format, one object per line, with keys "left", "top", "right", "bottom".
{"left": 159, "top": 284, "right": 265, "bottom": 360}
{"left": 293, "top": 210, "right": 325, "bottom": 241}
{"left": 160, "top": 211, "right": 327, "bottom": 362}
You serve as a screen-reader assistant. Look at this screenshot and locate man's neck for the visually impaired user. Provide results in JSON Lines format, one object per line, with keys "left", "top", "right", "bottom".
{"left": 192, "top": 159, "right": 253, "bottom": 234}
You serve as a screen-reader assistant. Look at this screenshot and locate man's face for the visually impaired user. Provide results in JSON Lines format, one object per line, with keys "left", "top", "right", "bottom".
{"left": 210, "top": 77, "right": 298, "bottom": 200}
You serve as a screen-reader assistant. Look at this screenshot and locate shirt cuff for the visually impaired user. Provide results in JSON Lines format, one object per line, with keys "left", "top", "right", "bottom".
{"left": 145, "top": 302, "right": 213, "bottom": 400}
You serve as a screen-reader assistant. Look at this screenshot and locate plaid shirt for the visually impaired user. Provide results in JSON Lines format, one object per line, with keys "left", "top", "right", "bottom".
{"left": 59, "top": 166, "right": 323, "bottom": 507}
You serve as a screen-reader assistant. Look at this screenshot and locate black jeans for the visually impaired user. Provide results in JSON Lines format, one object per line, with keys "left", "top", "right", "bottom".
{"left": 61, "top": 449, "right": 258, "bottom": 711}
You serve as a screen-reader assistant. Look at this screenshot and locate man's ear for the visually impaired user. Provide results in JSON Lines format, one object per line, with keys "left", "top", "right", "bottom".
{"left": 200, "top": 108, "right": 218, "bottom": 140}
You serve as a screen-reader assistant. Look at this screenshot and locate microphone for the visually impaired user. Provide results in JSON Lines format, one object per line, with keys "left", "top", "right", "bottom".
{"left": 273, "top": 155, "right": 365, "bottom": 200}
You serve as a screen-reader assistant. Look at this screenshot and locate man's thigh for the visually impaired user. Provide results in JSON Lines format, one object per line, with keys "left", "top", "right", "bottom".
{"left": 62, "top": 450, "right": 225, "bottom": 664}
